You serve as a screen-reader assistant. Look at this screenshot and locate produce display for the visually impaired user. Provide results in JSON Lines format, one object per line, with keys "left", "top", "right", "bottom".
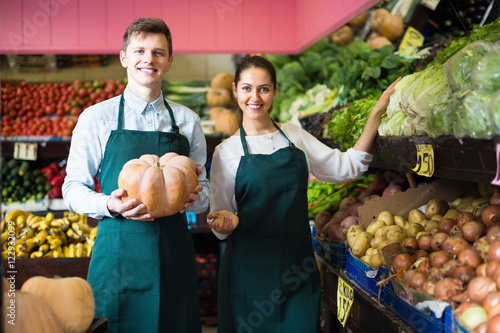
{"left": 1, "top": 158, "right": 52, "bottom": 203}
{"left": 161, "top": 79, "right": 210, "bottom": 115}
{"left": 1, "top": 79, "right": 126, "bottom": 137}
{"left": 1, "top": 210, "right": 96, "bottom": 259}
{"left": 3, "top": 276, "right": 95, "bottom": 333}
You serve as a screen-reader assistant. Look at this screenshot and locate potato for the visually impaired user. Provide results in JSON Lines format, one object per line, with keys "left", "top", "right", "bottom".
{"left": 416, "top": 231, "right": 430, "bottom": 239}
{"left": 351, "top": 231, "right": 373, "bottom": 257}
{"left": 443, "top": 209, "right": 460, "bottom": 220}
{"left": 457, "top": 196, "right": 475, "bottom": 211}
{"left": 346, "top": 225, "right": 364, "bottom": 247}
{"left": 450, "top": 197, "right": 463, "bottom": 209}
{"left": 408, "top": 209, "right": 426, "bottom": 224}
{"left": 383, "top": 225, "right": 407, "bottom": 244}
{"left": 394, "top": 215, "right": 409, "bottom": 229}
{"left": 431, "top": 214, "right": 443, "bottom": 221}
{"left": 361, "top": 255, "right": 371, "bottom": 265}
{"left": 370, "top": 235, "right": 384, "bottom": 249}
{"left": 370, "top": 253, "right": 383, "bottom": 268}
{"left": 425, "top": 198, "right": 450, "bottom": 219}
{"left": 314, "top": 210, "right": 332, "bottom": 235}
{"left": 366, "top": 247, "right": 374, "bottom": 256}
{"left": 425, "top": 220, "right": 438, "bottom": 232}
{"left": 377, "top": 211, "right": 394, "bottom": 226}
{"left": 366, "top": 220, "right": 386, "bottom": 236}
{"left": 407, "top": 222, "right": 425, "bottom": 239}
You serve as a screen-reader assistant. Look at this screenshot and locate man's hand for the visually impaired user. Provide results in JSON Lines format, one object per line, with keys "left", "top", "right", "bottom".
{"left": 180, "top": 167, "right": 203, "bottom": 213}
{"left": 107, "top": 188, "right": 154, "bottom": 221}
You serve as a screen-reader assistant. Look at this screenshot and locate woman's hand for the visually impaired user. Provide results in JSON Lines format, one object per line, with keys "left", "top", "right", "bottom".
{"left": 370, "top": 77, "right": 401, "bottom": 119}
{"left": 107, "top": 188, "right": 154, "bottom": 221}
{"left": 207, "top": 210, "right": 239, "bottom": 234}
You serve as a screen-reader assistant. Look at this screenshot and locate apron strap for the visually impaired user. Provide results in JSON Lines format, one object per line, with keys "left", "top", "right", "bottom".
{"left": 239, "top": 121, "right": 294, "bottom": 156}
{"left": 117, "top": 94, "right": 180, "bottom": 134}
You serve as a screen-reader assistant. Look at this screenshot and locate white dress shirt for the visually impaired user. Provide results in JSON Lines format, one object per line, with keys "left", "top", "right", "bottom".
{"left": 62, "top": 87, "right": 210, "bottom": 219}
{"left": 209, "top": 122, "right": 372, "bottom": 239}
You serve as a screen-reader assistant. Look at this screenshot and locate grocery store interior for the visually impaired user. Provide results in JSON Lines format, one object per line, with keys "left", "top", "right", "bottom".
{"left": 2, "top": 0, "right": 500, "bottom": 332}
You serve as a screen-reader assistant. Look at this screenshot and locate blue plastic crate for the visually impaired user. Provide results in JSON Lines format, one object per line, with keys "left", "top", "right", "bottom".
{"left": 346, "top": 247, "right": 389, "bottom": 303}
{"left": 317, "top": 237, "right": 346, "bottom": 269}
{"left": 384, "top": 286, "right": 454, "bottom": 333}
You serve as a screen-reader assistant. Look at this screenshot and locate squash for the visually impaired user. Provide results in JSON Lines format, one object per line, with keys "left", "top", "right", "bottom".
{"left": 4, "top": 290, "right": 64, "bottom": 333}
{"left": 209, "top": 106, "right": 234, "bottom": 121}
{"left": 329, "top": 25, "right": 354, "bottom": 46}
{"left": 367, "top": 35, "right": 393, "bottom": 50}
{"left": 118, "top": 152, "right": 198, "bottom": 217}
{"left": 349, "top": 11, "right": 369, "bottom": 28}
{"left": 379, "top": 14, "right": 404, "bottom": 41}
{"left": 215, "top": 111, "right": 239, "bottom": 136}
{"left": 20, "top": 276, "right": 94, "bottom": 333}
{"left": 210, "top": 72, "right": 234, "bottom": 93}
{"left": 206, "top": 88, "right": 232, "bottom": 107}
{"left": 370, "top": 8, "right": 390, "bottom": 32}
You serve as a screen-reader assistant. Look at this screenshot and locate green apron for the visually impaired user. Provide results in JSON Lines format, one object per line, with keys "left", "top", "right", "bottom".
{"left": 217, "top": 123, "right": 321, "bottom": 333}
{"left": 87, "top": 94, "right": 202, "bottom": 333}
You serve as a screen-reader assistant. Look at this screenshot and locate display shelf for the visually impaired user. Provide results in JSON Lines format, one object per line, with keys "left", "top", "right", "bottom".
{"left": 370, "top": 136, "right": 499, "bottom": 184}
{"left": 318, "top": 255, "right": 415, "bottom": 333}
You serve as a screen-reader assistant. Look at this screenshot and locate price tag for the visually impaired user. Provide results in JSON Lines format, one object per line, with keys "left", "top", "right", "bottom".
{"left": 420, "top": 0, "right": 441, "bottom": 11}
{"left": 412, "top": 144, "right": 434, "bottom": 177}
{"left": 491, "top": 144, "right": 500, "bottom": 186}
{"left": 13, "top": 142, "right": 38, "bottom": 161}
{"left": 398, "top": 26, "right": 424, "bottom": 51}
{"left": 337, "top": 277, "right": 354, "bottom": 327}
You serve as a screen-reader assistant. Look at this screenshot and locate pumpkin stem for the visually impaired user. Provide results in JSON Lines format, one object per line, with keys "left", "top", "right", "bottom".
{"left": 155, "top": 161, "right": 161, "bottom": 167}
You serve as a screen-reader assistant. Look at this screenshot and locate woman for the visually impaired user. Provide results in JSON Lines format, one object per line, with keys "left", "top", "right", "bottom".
{"left": 207, "top": 55, "right": 399, "bottom": 332}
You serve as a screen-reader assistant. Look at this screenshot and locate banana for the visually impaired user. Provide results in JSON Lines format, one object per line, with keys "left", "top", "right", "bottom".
{"left": 76, "top": 243, "right": 83, "bottom": 257}
{"left": 38, "top": 244, "right": 50, "bottom": 255}
{"left": 6, "top": 210, "right": 28, "bottom": 224}
{"left": 40, "top": 219, "right": 50, "bottom": 231}
{"left": 42, "top": 250, "right": 53, "bottom": 258}
{"left": 89, "top": 226, "right": 98, "bottom": 241}
{"left": 1, "top": 231, "right": 9, "bottom": 242}
{"left": 30, "top": 251, "right": 43, "bottom": 258}
{"left": 63, "top": 246, "right": 70, "bottom": 257}
{"left": 27, "top": 215, "right": 43, "bottom": 227}
{"left": 18, "top": 238, "right": 35, "bottom": 253}
{"left": 17, "top": 251, "right": 30, "bottom": 258}
{"left": 68, "top": 243, "right": 76, "bottom": 257}
{"left": 80, "top": 215, "right": 88, "bottom": 225}
{"left": 55, "top": 229, "right": 68, "bottom": 246}
{"left": 72, "top": 222, "right": 84, "bottom": 236}
{"left": 34, "top": 230, "right": 49, "bottom": 246}
{"left": 15, "top": 226, "right": 34, "bottom": 244}
{"left": 52, "top": 246, "right": 64, "bottom": 258}
{"left": 79, "top": 224, "right": 93, "bottom": 234}
{"left": 60, "top": 218, "right": 71, "bottom": 231}
{"left": 45, "top": 212, "right": 55, "bottom": 223}
{"left": 16, "top": 214, "right": 27, "bottom": 229}
{"left": 67, "top": 212, "right": 81, "bottom": 223}
{"left": 85, "top": 242, "right": 93, "bottom": 257}
{"left": 49, "top": 238, "right": 63, "bottom": 250}
{"left": 50, "top": 219, "right": 65, "bottom": 228}
{"left": 67, "top": 228, "right": 84, "bottom": 241}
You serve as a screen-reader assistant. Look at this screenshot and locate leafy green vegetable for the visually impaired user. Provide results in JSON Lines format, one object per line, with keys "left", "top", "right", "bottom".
{"left": 161, "top": 80, "right": 210, "bottom": 115}
{"left": 450, "top": 89, "right": 494, "bottom": 139}
{"left": 471, "top": 46, "right": 500, "bottom": 92}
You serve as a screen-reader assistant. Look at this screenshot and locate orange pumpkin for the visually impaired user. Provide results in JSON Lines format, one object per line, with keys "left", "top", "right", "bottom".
{"left": 3, "top": 290, "right": 64, "bottom": 333}
{"left": 349, "top": 11, "right": 369, "bottom": 28}
{"left": 206, "top": 88, "right": 232, "bottom": 107}
{"left": 367, "top": 35, "right": 393, "bottom": 50}
{"left": 370, "top": 8, "right": 390, "bottom": 32}
{"left": 210, "top": 72, "right": 234, "bottom": 93}
{"left": 330, "top": 25, "right": 354, "bottom": 46}
{"left": 215, "top": 112, "right": 239, "bottom": 136}
{"left": 379, "top": 14, "right": 404, "bottom": 41}
{"left": 118, "top": 152, "right": 198, "bottom": 217}
{"left": 20, "top": 276, "right": 94, "bottom": 333}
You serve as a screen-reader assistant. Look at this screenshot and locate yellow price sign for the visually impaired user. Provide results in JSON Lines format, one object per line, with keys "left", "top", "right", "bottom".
{"left": 399, "top": 26, "right": 424, "bottom": 51}
{"left": 337, "top": 277, "right": 354, "bottom": 327}
{"left": 412, "top": 144, "right": 434, "bottom": 177}
{"left": 13, "top": 142, "right": 38, "bottom": 161}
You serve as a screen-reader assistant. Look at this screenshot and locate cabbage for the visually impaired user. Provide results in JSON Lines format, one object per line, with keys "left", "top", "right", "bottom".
{"left": 488, "top": 92, "right": 500, "bottom": 135}
{"left": 443, "top": 41, "right": 493, "bottom": 92}
{"left": 450, "top": 89, "right": 494, "bottom": 139}
{"left": 425, "top": 88, "right": 454, "bottom": 137}
{"left": 379, "top": 110, "right": 407, "bottom": 136}
{"left": 471, "top": 46, "right": 500, "bottom": 92}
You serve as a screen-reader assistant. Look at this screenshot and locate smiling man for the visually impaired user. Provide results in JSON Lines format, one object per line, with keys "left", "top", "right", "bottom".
{"left": 62, "top": 18, "right": 209, "bottom": 333}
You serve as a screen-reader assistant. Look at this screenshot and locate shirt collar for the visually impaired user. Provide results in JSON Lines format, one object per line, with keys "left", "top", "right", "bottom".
{"left": 123, "top": 87, "right": 166, "bottom": 115}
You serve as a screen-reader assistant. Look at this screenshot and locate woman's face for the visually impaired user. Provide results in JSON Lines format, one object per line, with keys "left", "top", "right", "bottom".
{"left": 233, "top": 67, "right": 277, "bottom": 121}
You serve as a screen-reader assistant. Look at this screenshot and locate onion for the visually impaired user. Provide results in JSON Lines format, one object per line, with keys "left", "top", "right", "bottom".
{"left": 441, "top": 259, "right": 464, "bottom": 277}
{"left": 328, "top": 224, "right": 343, "bottom": 241}
{"left": 417, "top": 257, "right": 432, "bottom": 274}
{"left": 458, "top": 211, "right": 477, "bottom": 227}
{"left": 412, "top": 249, "right": 429, "bottom": 261}
{"left": 422, "top": 279, "right": 436, "bottom": 296}
{"left": 482, "top": 205, "right": 500, "bottom": 227}
{"left": 468, "top": 276, "right": 497, "bottom": 304}
{"left": 428, "top": 267, "right": 445, "bottom": 281}
{"left": 461, "top": 304, "right": 488, "bottom": 331}
{"left": 409, "top": 271, "right": 427, "bottom": 291}
{"left": 339, "top": 197, "right": 359, "bottom": 213}
{"left": 490, "top": 241, "right": 500, "bottom": 262}
{"left": 462, "top": 221, "right": 486, "bottom": 242}
{"left": 488, "top": 314, "right": 500, "bottom": 333}
{"left": 491, "top": 190, "right": 500, "bottom": 206}
{"left": 486, "top": 261, "right": 500, "bottom": 281}
{"left": 340, "top": 216, "right": 360, "bottom": 231}
{"left": 475, "top": 237, "right": 491, "bottom": 261}
{"left": 438, "top": 218, "right": 457, "bottom": 235}
{"left": 453, "top": 265, "right": 476, "bottom": 284}
{"left": 393, "top": 253, "right": 414, "bottom": 278}
{"left": 449, "top": 237, "right": 471, "bottom": 258}
{"left": 402, "top": 237, "right": 418, "bottom": 252}
{"left": 477, "top": 263, "right": 488, "bottom": 276}
{"left": 458, "top": 247, "right": 482, "bottom": 269}
{"left": 487, "top": 226, "right": 500, "bottom": 244}
{"left": 430, "top": 250, "right": 450, "bottom": 268}
{"left": 477, "top": 322, "right": 488, "bottom": 333}
{"left": 382, "top": 184, "right": 403, "bottom": 197}
{"left": 418, "top": 235, "right": 433, "bottom": 252}
{"left": 456, "top": 301, "right": 473, "bottom": 315}
{"left": 483, "top": 291, "right": 500, "bottom": 312}
{"left": 434, "top": 278, "right": 464, "bottom": 301}
{"left": 343, "top": 203, "right": 363, "bottom": 218}
{"left": 402, "top": 269, "right": 417, "bottom": 286}
{"left": 489, "top": 305, "right": 500, "bottom": 321}
{"left": 431, "top": 232, "right": 449, "bottom": 251}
